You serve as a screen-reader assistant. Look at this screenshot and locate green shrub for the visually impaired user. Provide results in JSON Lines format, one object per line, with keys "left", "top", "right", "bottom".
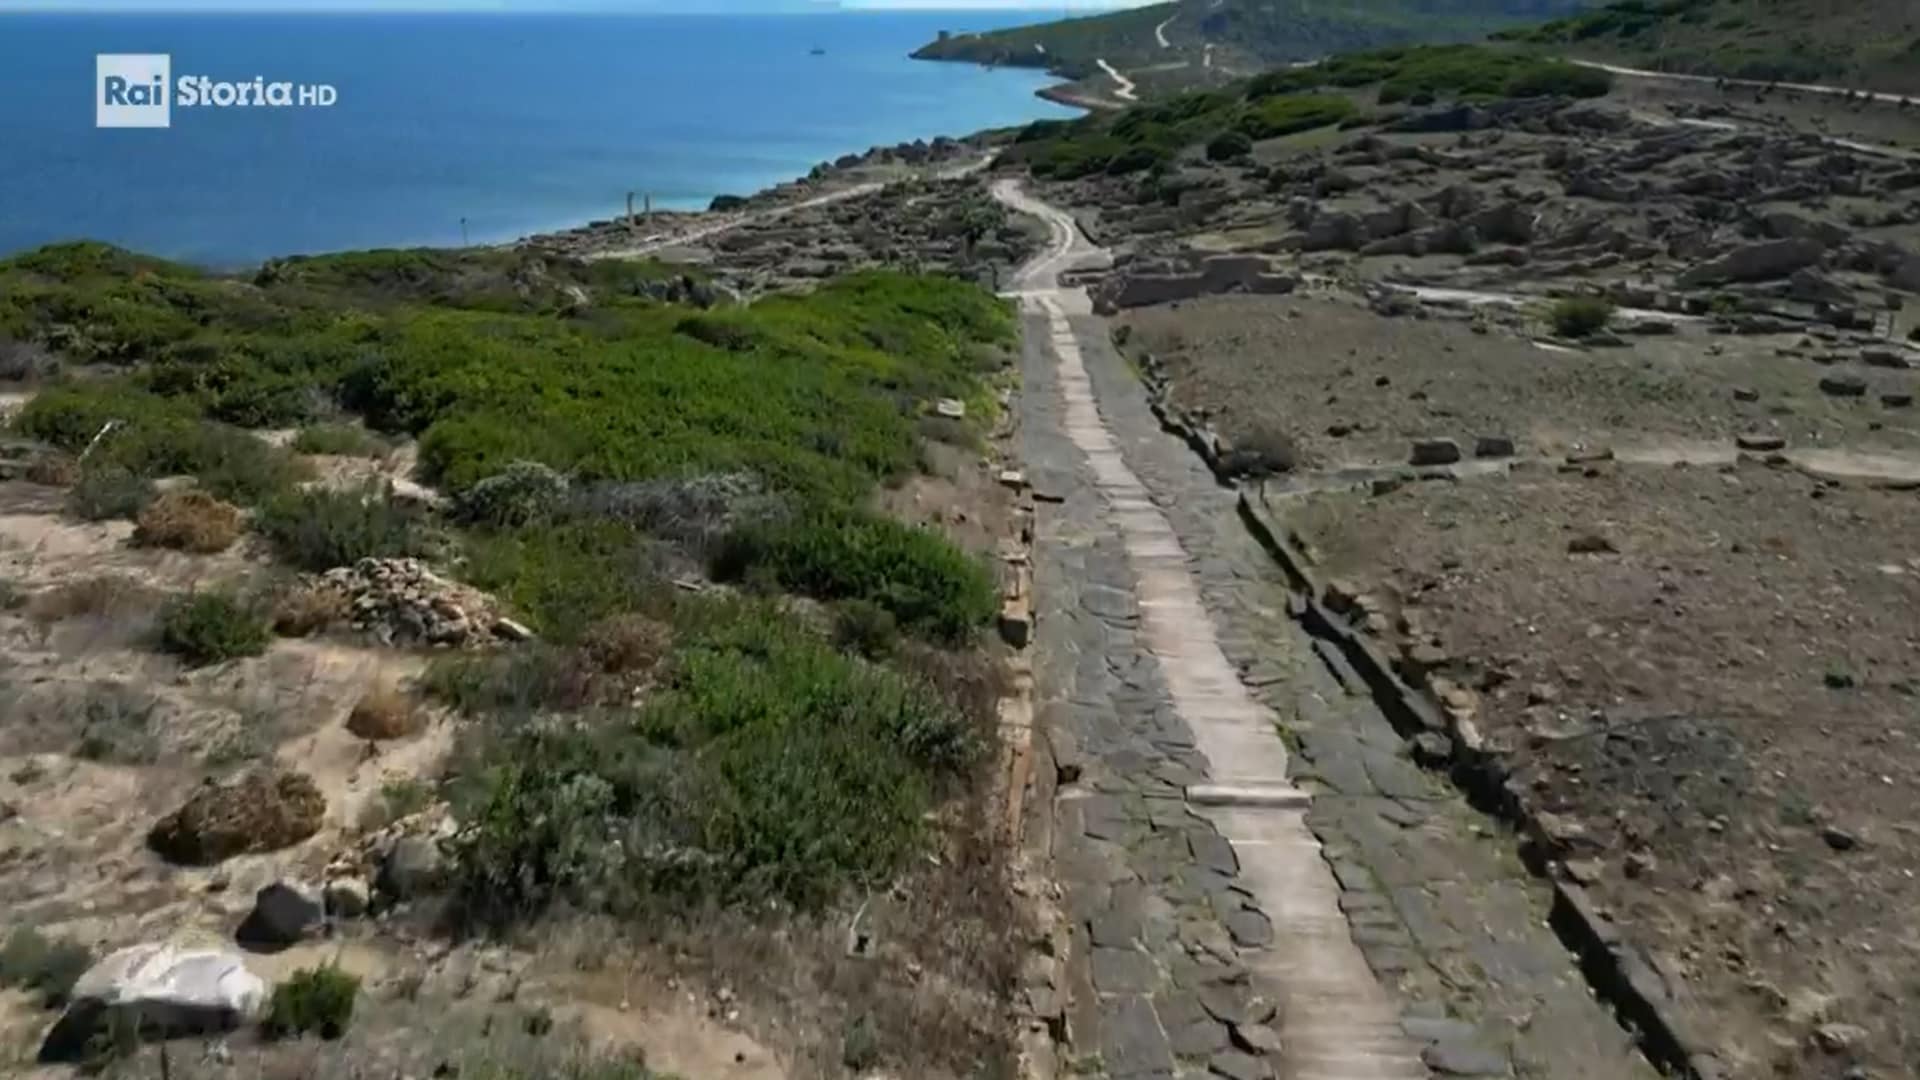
{"left": 715, "top": 510, "right": 996, "bottom": 644}
{"left": 1549, "top": 296, "right": 1617, "bottom": 338}
{"left": 158, "top": 591, "right": 272, "bottom": 666}
{"left": 263, "top": 965, "right": 359, "bottom": 1040}
{"left": 833, "top": 598, "right": 900, "bottom": 660}
{"left": 444, "top": 598, "right": 978, "bottom": 927}
{"left": 456, "top": 461, "right": 571, "bottom": 529}
{"left": 255, "top": 486, "right": 431, "bottom": 572}
{"left": 1238, "top": 94, "right": 1358, "bottom": 139}
{"left": 1503, "top": 61, "right": 1614, "bottom": 100}
{"left": 0, "top": 928, "right": 94, "bottom": 1008}
{"left": 290, "top": 423, "right": 385, "bottom": 457}
{"left": 1205, "top": 130, "right": 1254, "bottom": 161}
{"left": 66, "top": 465, "right": 156, "bottom": 522}
{"left": 460, "top": 521, "right": 659, "bottom": 642}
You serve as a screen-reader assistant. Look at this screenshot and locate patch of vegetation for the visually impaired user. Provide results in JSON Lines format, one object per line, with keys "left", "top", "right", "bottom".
{"left": 1007, "top": 45, "right": 1607, "bottom": 181}
{"left": 444, "top": 596, "right": 981, "bottom": 928}
{"left": 911, "top": 0, "right": 1588, "bottom": 77}
{"left": 833, "top": 598, "right": 901, "bottom": 660}
{"left": 263, "top": 964, "right": 359, "bottom": 1040}
{"left": 1501, "top": 0, "right": 1912, "bottom": 88}
{"left": 158, "top": 590, "right": 272, "bottom": 666}
{"left": 1549, "top": 295, "right": 1617, "bottom": 338}
{"left": 715, "top": 510, "right": 996, "bottom": 645}
{"left": 290, "top": 422, "right": 386, "bottom": 457}
{"left": 0, "top": 928, "right": 94, "bottom": 1009}
{"left": 72, "top": 682, "right": 164, "bottom": 764}
{"left": 1204, "top": 129, "right": 1253, "bottom": 162}
{"left": 132, "top": 489, "right": 244, "bottom": 553}
{"left": 270, "top": 579, "right": 350, "bottom": 636}
{"left": 456, "top": 460, "right": 572, "bottom": 530}
{"left": 65, "top": 465, "right": 156, "bottom": 522}
{"left": 1239, "top": 93, "right": 1360, "bottom": 137}
{"left": 255, "top": 486, "right": 433, "bottom": 572}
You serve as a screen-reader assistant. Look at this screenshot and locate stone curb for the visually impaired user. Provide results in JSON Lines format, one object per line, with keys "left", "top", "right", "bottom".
{"left": 1234, "top": 488, "right": 1726, "bottom": 1080}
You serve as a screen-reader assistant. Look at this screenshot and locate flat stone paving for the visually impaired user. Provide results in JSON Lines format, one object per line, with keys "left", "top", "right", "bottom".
{"left": 1019, "top": 290, "right": 1659, "bottom": 1080}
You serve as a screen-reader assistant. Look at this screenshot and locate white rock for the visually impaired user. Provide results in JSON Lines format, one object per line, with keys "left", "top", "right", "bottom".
{"left": 53, "top": 941, "right": 265, "bottom": 1051}
{"left": 324, "top": 876, "right": 372, "bottom": 918}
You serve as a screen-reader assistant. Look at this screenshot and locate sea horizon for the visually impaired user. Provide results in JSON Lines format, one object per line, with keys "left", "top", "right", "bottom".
{"left": 0, "top": 10, "right": 1079, "bottom": 268}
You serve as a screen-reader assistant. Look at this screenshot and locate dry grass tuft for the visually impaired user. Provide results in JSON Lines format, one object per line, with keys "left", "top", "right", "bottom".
{"left": 272, "top": 580, "right": 350, "bottom": 637}
{"left": 27, "top": 575, "right": 157, "bottom": 622}
{"left": 580, "top": 613, "right": 671, "bottom": 675}
{"left": 346, "top": 681, "right": 423, "bottom": 741}
{"left": 133, "top": 489, "right": 245, "bottom": 553}
{"left": 24, "top": 453, "right": 79, "bottom": 487}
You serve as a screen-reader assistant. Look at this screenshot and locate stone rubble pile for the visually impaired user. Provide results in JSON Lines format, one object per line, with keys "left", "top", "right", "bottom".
{"left": 317, "top": 558, "right": 531, "bottom": 647}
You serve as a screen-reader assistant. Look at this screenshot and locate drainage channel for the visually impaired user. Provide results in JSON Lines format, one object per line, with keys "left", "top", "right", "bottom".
{"left": 1035, "top": 290, "right": 1427, "bottom": 1080}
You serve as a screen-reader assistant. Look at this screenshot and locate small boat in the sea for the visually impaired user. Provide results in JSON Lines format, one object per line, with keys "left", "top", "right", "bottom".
{"left": 810, "top": 46, "right": 826, "bottom": 56}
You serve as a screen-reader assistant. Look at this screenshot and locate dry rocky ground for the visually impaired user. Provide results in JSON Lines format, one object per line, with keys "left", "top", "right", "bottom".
{"left": 1053, "top": 71, "right": 1920, "bottom": 1080}
{"left": 527, "top": 136, "right": 1044, "bottom": 297}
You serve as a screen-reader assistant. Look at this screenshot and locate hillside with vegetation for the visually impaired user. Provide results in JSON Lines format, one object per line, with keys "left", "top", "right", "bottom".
{"left": 0, "top": 240, "right": 1030, "bottom": 1075}
{"left": 1501, "top": 0, "right": 1920, "bottom": 90}
{"left": 912, "top": 0, "right": 1591, "bottom": 80}
{"left": 1001, "top": 43, "right": 1612, "bottom": 180}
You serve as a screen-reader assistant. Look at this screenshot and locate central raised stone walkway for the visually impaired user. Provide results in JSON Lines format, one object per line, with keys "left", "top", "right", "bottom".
{"left": 1005, "top": 178, "right": 1654, "bottom": 1080}
{"left": 1030, "top": 291, "right": 1425, "bottom": 1080}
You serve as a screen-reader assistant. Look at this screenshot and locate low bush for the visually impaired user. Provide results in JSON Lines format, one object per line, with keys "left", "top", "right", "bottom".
{"left": 27, "top": 575, "right": 156, "bottom": 622}
{"left": 423, "top": 645, "right": 596, "bottom": 716}
{"left": 1550, "top": 296, "right": 1617, "bottom": 338}
{"left": 833, "top": 598, "right": 900, "bottom": 660}
{"left": 580, "top": 613, "right": 671, "bottom": 675}
{"left": 66, "top": 465, "right": 156, "bottom": 522}
{"left": 132, "top": 489, "right": 244, "bottom": 553}
{"left": 1238, "top": 94, "right": 1357, "bottom": 138}
{"left": 263, "top": 965, "right": 359, "bottom": 1040}
{"left": 158, "top": 591, "right": 271, "bottom": 666}
{"left": 456, "top": 460, "right": 571, "bottom": 529}
{"left": 444, "top": 598, "right": 979, "bottom": 928}
{"left": 270, "top": 579, "right": 350, "bottom": 636}
{"left": 25, "top": 454, "right": 79, "bottom": 487}
{"left": 255, "top": 486, "right": 430, "bottom": 572}
{"left": 290, "top": 423, "right": 386, "bottom": 457}
{"left": 0, "top": 339, "right": 59, "bottom": 382}
{"left": 715, "top": 510, "right": 996, "bottom": 644}
{"left": 73, "top": 682, "right": 164, "bottom": 764}
{"left": 572, "top": 472, "right": 785, "bottom": 561}
{"left": 0, "top": 928, "right": 93, "bottom": 1008}
{"left": 1205, "top": 130, "right": 1253, "bottom": 161}
{"left": 461, "top": 522, "right": 661, "bottom": 643}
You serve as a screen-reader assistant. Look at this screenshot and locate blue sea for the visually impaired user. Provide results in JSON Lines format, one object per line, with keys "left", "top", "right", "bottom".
{"left": 0, "top": 12, "right": 1077, "bottom": 267}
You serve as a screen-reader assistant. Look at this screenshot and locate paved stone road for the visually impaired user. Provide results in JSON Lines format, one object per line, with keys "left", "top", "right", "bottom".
{"left": 1005, "top": 181, "right": 1657, "bottom": 1080}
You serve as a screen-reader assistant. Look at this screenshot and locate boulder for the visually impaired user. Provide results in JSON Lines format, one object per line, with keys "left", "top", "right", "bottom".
{"left": 1819, "top": 372, "right": 1869, "bottom": 397}
{"left": 1468, "top": 202, "right": 1537, "bottom": 246}
{"left": 237, "top": 882, "right": 324, "bottom": 951}
{"left": 39, "top": 942, "right": 265, "bottom": 1062}
{"left": 1410, "top": 439, "right": 1462, "bottom": 466}
{"left": 1472, "top": 435, "right": 1516, "bottom": 459}
{"left": 1677, "top": 238, "right": 1826, "bottom": 287}
{"left": 377, "top": 836, "right": 446, "bottom": 902}
{"left": 1302, "top": 213, "right": 1364, "bottom": 252}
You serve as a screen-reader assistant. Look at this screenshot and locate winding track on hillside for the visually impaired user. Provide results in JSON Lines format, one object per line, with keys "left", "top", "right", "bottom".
{"left": 1570, "top": 58, "right": 1916, "bottom": 106}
